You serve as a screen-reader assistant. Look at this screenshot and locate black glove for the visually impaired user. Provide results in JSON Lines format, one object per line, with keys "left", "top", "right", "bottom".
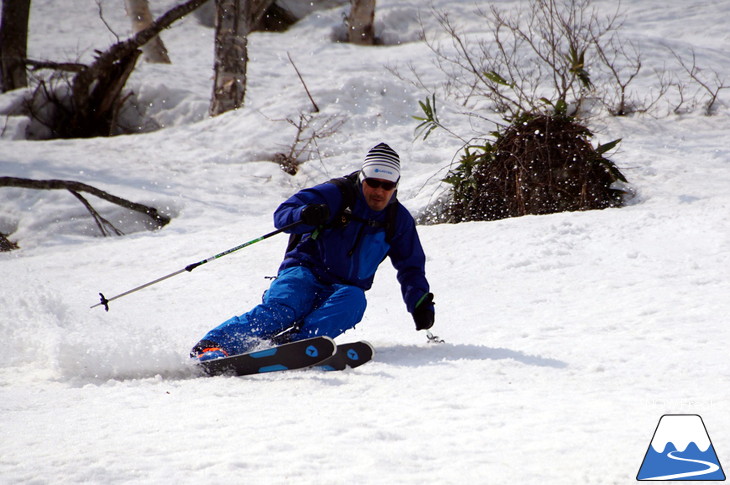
{"left": 413, "top": 292, "right": 435, "bottom": 331}
{"left": 301, "top": 204, "right": 330, "bottom": 226}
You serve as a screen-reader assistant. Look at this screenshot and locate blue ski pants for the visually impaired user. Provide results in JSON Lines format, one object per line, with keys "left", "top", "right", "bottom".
{"left": 202, "top": 266, "right": 367, "bottom": 355}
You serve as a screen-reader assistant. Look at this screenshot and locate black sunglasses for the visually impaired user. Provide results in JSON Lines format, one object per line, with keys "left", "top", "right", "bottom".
{"left": 364, "top": 178, "right": 398, "bottom": 191}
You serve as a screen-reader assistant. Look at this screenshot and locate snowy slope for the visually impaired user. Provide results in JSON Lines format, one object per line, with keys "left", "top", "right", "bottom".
{"left": 2, "top": 0, "right": 729, "bottom": 483}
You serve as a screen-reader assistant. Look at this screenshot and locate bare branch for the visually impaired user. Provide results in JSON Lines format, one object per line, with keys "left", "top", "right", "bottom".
{"left": 270, "top": 112, "right": 347, "bottom": 175}
{"left": 592, "top": 32, "right": 643, "bottom": 115}
{"left": 287, "top": 52, "right": 319, "bottom": 112}
{"left": 68, "top": 189, "right": 124, "bottom": 236}
{"left": 24, "top": 59, "right": 86, "bottom": 73}
{"left": 96, "top": 0, "right": 121, "bottom": 43}
{"left": 0, "top": 177, "right": 171, "bottom": 231}
{"left": 412, "top": 0, "right": 645, "bottom": 122}
{"left": 670, "top": 47, "right": 728, "bottom": 115}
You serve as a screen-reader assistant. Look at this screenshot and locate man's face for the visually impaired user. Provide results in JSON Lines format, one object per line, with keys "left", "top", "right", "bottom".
{"left": 362, "top": 178, "right": 397, "bottom": 211}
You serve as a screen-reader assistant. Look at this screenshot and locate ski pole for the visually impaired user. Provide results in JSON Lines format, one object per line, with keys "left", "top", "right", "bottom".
{"left": 426, "top": 330, "right": 444, "bottom": 344}
{"left": 91, "top": 220, "right": 303, "bottom": 311}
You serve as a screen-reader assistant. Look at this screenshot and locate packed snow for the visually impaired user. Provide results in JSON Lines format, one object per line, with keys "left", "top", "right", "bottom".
{"left": 2, "top": 0, "right": 729, "bottom": 483}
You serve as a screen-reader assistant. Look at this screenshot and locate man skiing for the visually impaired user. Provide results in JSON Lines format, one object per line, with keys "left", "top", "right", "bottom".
{"left": 191, "top": 143, "right": 435, "bottom": 361}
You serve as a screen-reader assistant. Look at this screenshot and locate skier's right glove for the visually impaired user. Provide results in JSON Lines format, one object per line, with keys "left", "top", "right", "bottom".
{"left": 413, "top": 292, "right": 435, "bottom": 331}
{"left": 301, "top": 204, "right": 330, "bottom": 226}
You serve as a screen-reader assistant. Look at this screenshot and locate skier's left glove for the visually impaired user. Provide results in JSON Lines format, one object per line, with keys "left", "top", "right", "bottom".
{"left": 413, "top": 292, "right": 435, "bottom": 331}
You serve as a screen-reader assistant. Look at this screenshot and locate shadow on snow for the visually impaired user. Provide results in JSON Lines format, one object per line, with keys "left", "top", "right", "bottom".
{"left": 375, "top": 342, "right": 568, "bottom": 369}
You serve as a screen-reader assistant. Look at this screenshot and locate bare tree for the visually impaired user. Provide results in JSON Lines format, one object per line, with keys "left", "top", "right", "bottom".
{"left": 346, "top": 0, "right": 376, "bottom": 45}
{"left": 0, "top": 0, "right": 31, "bottom": 92}
{"left": 209, "top": 0, "right": 275, "bottom": 116}
{"left": 416, "top": 0, "right": 643, "bottom": 121}
{"left": 24, "top": 0, "right": 209, "bottom": 138}
{"left": 272, "top": 112, "right": 347, "bottom": 174}
{"left": 125, "top": 0, "right": 172, "bottom": 64}
{"left": 267, "top": 54, "right": 346, "bottom": 175}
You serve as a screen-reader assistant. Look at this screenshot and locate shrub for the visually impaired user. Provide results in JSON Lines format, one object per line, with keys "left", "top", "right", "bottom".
{"left": 441, "top": 113, "right": 628, "bottom": 222}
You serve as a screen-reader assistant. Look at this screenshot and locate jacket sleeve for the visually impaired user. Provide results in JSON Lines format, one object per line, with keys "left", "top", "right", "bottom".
{"left": 273, "top": 183, "right": 343, "bottom": 234}
{"left": 388, "top": 204, "right": 432, "bottom": 313}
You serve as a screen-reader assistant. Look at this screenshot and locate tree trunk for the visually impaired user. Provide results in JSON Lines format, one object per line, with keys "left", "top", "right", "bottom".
{"left": 30, "top": 0, "right": 208, "bottom": 138}
{"left": 209, "top": 0, "right": 250, "bottom": 116}
{"left": 347, "top": 0, "right": 376, "bottom": 45}
{"left": 70, "top": 49, "right": 143, "bottom": 137}
{"left": 209, "top": 0, "right": 275, "bottom": 116}
{"left": 0, "top": 0, "right": 31, "bottom": 92}
{"left": 125, "top": 0, "right": 172, "bottom": 64}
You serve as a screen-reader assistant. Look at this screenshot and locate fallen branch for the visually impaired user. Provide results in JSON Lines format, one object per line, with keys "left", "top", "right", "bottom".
{"left": 0, "top": 176, "right": 171, "bottom": 238}
{"left": 25, "top": 59, "right": 87, "bottom": 73}
{"left": 67, "top": 188, "right": 124, "bottom": 236}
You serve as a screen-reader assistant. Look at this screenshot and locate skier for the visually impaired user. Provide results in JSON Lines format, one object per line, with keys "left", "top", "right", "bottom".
{"left": 191, "top": 143, "right": 435, "bottom": 361}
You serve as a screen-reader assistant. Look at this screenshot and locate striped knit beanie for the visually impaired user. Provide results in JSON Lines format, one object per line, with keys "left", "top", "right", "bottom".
{"left": 360, "top": 143, "right": 400, "bottom": 183}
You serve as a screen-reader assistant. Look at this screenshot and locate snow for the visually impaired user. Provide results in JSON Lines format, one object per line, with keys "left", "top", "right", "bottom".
{"left": 2, "top": 0, "right": 729, "bottom": 483}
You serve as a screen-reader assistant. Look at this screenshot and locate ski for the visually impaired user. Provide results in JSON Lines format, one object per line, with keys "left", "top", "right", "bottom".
{"left": 198, "top": 336, "right": 336, "bottom": 377}
{"left": 317, "top": 341, "right": 375, "bottom": 371}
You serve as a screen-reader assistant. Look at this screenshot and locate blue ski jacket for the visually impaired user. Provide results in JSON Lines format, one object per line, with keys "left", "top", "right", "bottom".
{"left": 273, "top": 179, "right": 431, "bottom": 314}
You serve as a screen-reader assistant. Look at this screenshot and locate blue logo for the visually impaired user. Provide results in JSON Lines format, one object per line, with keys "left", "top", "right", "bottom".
{"left": 305, "top": 345, "right": 319, "bottom": 358}
{"left": 637, "top": 414, "right": 725, "bottom": 481}
{"left": 346, "top": 349, "right": 360, "bottom": 361}
{"left": 374, "top": 168, "right": 394, "bottom": 175}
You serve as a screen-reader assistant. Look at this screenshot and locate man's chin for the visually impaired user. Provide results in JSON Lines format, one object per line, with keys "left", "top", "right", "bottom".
{"left": 369, "top": 201, "right": 387, "bottom": 211}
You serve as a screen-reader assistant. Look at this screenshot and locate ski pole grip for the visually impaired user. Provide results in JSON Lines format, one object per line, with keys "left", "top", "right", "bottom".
{"left": 185, "top": 261, "right": 204, "bottom": 272}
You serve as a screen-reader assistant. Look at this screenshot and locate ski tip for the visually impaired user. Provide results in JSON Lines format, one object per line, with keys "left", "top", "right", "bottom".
{"left": 360, "top": 340, "right": 375, "bottom": 357}
{"left": 336, "top": 340, "right": 375, "bottom": 369}
{"left": 334, "top": 339, "right": 374, "bottom": 351}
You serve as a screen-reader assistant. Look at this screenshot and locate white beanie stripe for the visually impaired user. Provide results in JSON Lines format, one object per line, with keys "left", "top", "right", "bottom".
{"left": 361, "top": 143, "right": 400, "bottom": 183}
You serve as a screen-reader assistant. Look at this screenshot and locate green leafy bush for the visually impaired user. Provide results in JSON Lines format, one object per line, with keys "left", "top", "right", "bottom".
{"left": 439, "top": 112, "right": 628, "bottom": 222}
